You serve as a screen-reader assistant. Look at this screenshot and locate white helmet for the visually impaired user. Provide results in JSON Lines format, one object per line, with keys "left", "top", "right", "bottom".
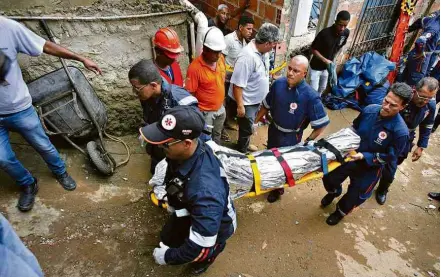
{"left": 203, "top": 27, "right": 226, "bottom": 51}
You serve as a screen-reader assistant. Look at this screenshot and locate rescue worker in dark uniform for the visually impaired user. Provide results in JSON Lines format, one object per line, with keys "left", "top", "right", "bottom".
{"left": 402, "top": 11, "right": 440, "bottom": 86}
{"left": 429, "top": 61, "right": 440, "bottom": 133}
{"left": 358, "top": 80, "right": 390, "bottom": 109}
{"left": 139, "top": 106, "right": 237, "bottom": 275}
{"left": 402, "top": 37, "right": 433, "bottom": 86}
{"left": 255, "top": 55, "right": 330, "bottom": 203}
{"left": 408, "top": 10, "right": 440, "bottom": 71}
{"left": 128, "top": 59, "right": 198, "bottom": 174}
{"left": 321, "top": 83, "right": 412, "bottom": 225}
{"left": 375, "top": 77, "right": 438, "bottom": 205}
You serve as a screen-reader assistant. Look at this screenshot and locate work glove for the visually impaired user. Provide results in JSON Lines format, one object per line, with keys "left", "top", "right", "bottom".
{"left": 252, "top": 123, "right": 259, "bottom": 135}
{"left": 138, "top": 134, "right": 147, "bottom": 148}
{"left": 153, "top": 242, "right": 169, "bottom": 265}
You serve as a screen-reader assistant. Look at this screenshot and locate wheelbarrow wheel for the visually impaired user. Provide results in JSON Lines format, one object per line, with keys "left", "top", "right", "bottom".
{"left": 86, "top": 141, "right": 114, "bottom": 175}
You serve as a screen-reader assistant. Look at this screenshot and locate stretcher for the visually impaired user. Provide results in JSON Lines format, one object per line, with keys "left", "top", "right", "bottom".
{"left": 149, "top": 128, "right": 360, "bottom": 208}
{"left": 226, "top": 61, "right": 287, "bottom": 75}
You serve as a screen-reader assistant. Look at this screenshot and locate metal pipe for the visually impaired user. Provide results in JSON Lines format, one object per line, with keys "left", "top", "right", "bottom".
{"left": 7, "top": 10, "right": 186, "bottom": 21}
{"left": 189, "top": 21, "right": 196, "bottom": 60}
{"left": 179, "top": 0, "right": 208, "bottom": 58}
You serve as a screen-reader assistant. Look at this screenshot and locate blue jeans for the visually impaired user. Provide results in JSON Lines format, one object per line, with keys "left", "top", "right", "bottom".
{"left": 0, "top": 106, "right": 66, "bottom": 186}
{"left": 228, "top": 97, "right": 259, "bottom": 153}
{"left": 0, "top": 214, "right": 43, "bottom": 277}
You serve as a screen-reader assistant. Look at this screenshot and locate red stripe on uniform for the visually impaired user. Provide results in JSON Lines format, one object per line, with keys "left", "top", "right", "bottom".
{"left": 365, "top": 168, "right": 382, "bottom": 194}
{"left": 193, "top": 249, "right": 205, "bottom": 262}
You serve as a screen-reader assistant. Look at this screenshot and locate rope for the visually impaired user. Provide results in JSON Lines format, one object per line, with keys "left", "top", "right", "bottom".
{"left": 103, "top": 130, "right": 131, "bottom": 168}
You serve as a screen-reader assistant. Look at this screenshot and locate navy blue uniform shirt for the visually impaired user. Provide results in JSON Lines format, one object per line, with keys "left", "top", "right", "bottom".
{"left": 141, "top": 79, "right": 198, "bottom": 125}
{"left": 263, "top": 78, "right": 330, "bottom": 134}
{"left": 401, "top": 100, "right": 436, "bottom": 148}
{"left": 353, "top": 104, "right": 409, "bottom": 168}
{"left": 164, "top": 140, "right": 236, "bottom": 265}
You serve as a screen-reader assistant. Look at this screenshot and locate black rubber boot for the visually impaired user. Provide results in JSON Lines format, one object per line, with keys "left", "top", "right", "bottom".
{"left": 326, "top": 210, "right": 344, "bottom": 226}
{"left": 375, "top": 190, "right": 388, "bottom": 205}
{"left": 376, "top": 180, "right": 391, "bottom": 205}
{"left": 56, "top": 172, "right": 77, "bottom": 191}
{"left": 17, "top": 178, "right": 39, "bottom": 212}
{"left": 267, "top": 188, "right": 284, "bottom": 203}
{"left": 428, "top": 192, "right": 440, "bottom": 201}
{"left": 190, "top": 260, "right": 214, "bottom": 275}
{"left": 321, "top": 193, "right": 337, "bottom": 207}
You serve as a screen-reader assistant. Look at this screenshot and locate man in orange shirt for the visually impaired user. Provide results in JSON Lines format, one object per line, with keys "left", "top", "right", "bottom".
{"left": 153, "top": 27, "right": 184, "bottom": 86}
{"left": 185, "top": 27, "right": 227, "bottom": 144}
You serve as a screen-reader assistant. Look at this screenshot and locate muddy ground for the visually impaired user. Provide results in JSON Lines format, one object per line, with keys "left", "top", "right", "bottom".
{"left": 0, "top": 109, "right": 439, "bottom": 277}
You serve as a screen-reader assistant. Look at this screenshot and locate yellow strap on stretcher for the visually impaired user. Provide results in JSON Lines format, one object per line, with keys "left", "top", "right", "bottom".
{"left": 226, "top": 61, "right": 287, "bottom": 75}
{"left": 243, "top": 151, "right": 356, "bottom": 198}
{"left": 247, "top": 154, "right": 262, "bottom": 195}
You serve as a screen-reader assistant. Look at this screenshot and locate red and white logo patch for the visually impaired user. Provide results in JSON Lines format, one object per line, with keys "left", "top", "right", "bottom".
{"left": 378, "top": 131, "right": 387, "bottom": 140}
{"left": 424, "top": 110, "right": 430, "bottom": 119}
{"left": 290, "top": 103, "right": 298, "bottom": 110}
{"left": 162, "top": 114, "right": 176, "bottom": 130}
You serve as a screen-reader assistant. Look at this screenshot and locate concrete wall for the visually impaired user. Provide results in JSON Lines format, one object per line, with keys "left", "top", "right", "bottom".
{"left": 1, "top": 1, "right": 191, "bottom": 135}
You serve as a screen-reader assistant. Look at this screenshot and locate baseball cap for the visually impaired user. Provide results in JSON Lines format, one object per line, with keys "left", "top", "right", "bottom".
{"left": 139, "top": 105, "right": 205, "bottom": 144}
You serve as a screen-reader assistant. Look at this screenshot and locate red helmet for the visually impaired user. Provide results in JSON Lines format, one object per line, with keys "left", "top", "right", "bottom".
{"left": 153, "top": 27, "right": 184, "bottom": 54}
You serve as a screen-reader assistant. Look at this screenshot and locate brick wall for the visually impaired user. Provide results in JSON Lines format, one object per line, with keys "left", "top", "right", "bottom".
{"left": 189, "top": 0, "right": 284, "bottom": 30}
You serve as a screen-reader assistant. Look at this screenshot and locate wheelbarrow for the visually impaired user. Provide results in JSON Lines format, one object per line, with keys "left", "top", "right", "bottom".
{"left": 27, "top": 20, "right": 130, "bottom": 175}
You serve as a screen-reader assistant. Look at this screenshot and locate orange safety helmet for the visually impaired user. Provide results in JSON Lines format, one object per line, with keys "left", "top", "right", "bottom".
{"left": 153, "top": 27, "right": 184, "bottom": 54}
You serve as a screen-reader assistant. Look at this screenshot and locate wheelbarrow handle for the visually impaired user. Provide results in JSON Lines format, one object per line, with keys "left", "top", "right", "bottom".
{"left": 39, "top": 20, "right": 55, "bottom": 43}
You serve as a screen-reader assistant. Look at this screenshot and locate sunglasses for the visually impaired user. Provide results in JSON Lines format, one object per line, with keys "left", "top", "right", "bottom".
{"left": 132, "top": 84, "right": 149, "bottom": 95}
{"left": 414, "top": 90, "right": 432, "bottom": 101}
{"left": 159, "top": 139, "right": 182, "bottom": 149}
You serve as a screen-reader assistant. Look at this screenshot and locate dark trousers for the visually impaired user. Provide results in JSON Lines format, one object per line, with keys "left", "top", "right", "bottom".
{"left": 376, "top": 156, "right": 406, "bottom": 193}
{"left": 267, "top": 124, "right": 302, "bottom": 196}
{"left": 227, "top": 97, "right": 259, "bottom": 153}
{"left": 267, "top": 124, "right": 302, "bottom": 149}
{"left": 377, "top": 137, "right": 412, "bottom": 193}
{"left": 160, "top": 214, "right": 226, "bottom": 264}
{"left": 433, "top": 112, "right": 440, "bottom": 133}
{"left": 323, "top": 161, "right": 382, "bottom": 215}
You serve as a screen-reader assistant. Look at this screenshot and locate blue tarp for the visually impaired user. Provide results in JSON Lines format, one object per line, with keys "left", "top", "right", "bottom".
{"left": 326, "top": 51, "right": 395, "bottom": 111}
{"left": 331, "top": 51, "right": 395, "bottom": 98}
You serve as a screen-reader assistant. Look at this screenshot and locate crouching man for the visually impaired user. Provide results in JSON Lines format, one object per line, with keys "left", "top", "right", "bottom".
{"left": 139, "top": 106, "right": 237, "bottom": 275}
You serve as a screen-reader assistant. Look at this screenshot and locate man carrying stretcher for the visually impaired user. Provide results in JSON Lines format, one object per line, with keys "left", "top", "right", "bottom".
{"left": 254, "top": 55, "right": 330, "bottom": 203}
{"left": 321, "top": 83, "right": 412, "bottom": 225}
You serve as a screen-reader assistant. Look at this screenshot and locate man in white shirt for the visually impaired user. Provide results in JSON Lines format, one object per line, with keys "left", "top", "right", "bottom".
{"left": 223, "top": 16, "right": 254, "bottom": 78}
{"left": 222, "top": 15, "right": 254, "bottom": 140}
{"left": 228, "top": 23, "right": 280, "bottom": 153}
{"left": 0, "top": 16, "right": 101, "bottom": 212}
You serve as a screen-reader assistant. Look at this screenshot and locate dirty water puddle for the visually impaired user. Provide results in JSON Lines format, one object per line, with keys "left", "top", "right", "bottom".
{"left": 85, "top": 184, "right": 144, "bottom": 203}
{"left": 6, "top": 199, "right": 61, "bottom": 237}
{"left": 337, "top": 223, "right": 423, "bottom": 277}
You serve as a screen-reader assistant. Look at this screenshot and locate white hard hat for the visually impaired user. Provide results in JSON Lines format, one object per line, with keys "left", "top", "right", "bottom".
{"left": 203, "top": 27, "right": 226, "bottom": 51}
